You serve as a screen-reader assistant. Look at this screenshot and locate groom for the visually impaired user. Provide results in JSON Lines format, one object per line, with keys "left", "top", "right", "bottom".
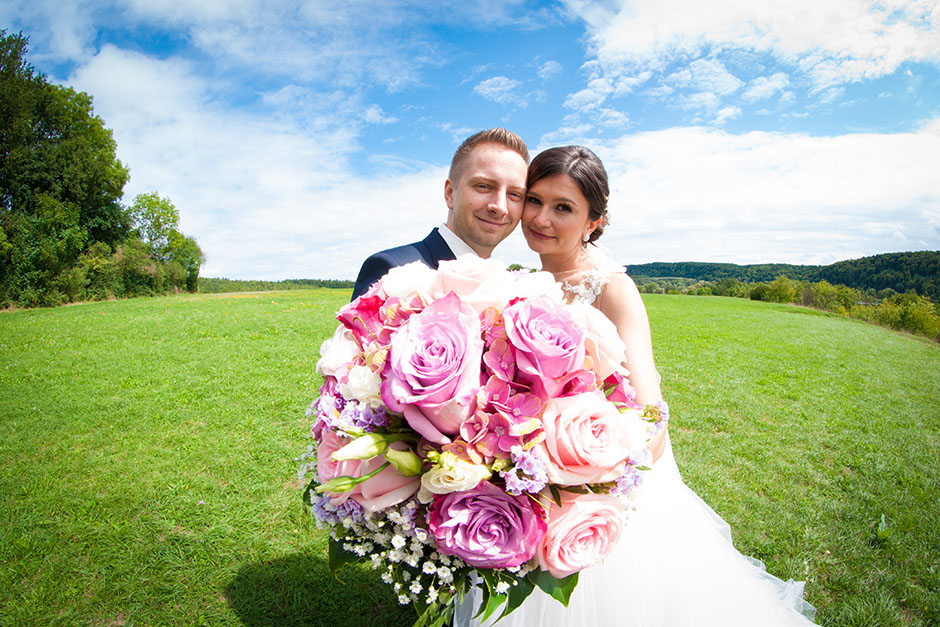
{"left": 351, "top": 128, "right": 529, "bottom": 300}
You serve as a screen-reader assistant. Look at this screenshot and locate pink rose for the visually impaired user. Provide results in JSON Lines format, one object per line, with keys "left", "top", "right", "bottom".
{"left": 430, "top": 255, "right": 515, "bottom": 313}
{"left": 534, "top": 391, "right": 647, "bottom": 485}
{"left": 382, "top": 293, "right": 484, "bottom": 444}
{"left": 317, "top": 431, "right": 420, "bottom": 511}
{"left": 316, "top": 429, "right": 362, "bottom": 506}
{"left": 427, "top": 480, "right": 546, "bottom": 569}
{"left": 503, "top": 298, "right": 586, "bottom": 398}
{"left": 353, "top": 441, "right": 422, "bottom": 512}
{"left": 537, "top": 492, "right": 626, "bottom": 578}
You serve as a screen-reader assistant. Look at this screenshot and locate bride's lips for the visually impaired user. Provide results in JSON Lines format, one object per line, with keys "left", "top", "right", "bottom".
{"left": 526, "top": 227, "right": 553, "bottom": 240}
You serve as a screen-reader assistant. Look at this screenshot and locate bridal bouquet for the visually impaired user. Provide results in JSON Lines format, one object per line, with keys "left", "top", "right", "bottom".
{"left": 299, "top": 255, "right": 668, "bottom": 626}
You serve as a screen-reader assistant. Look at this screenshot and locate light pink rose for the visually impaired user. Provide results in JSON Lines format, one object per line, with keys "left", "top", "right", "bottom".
{"left": 430, "top": 255, "right": 515, "bottom": 313}
{"left": 534, "top": 391, "right": 647, "bottom": 485}
{"left": 537, "top": 492, "right": 626, "bottom": 578}
{"left": 503, "top": 298, "right": 585, "bottom": 398}
{"left": 567, "top": 302, "right": 628, "bottom": 382}
{"left": 382, "top": 292, "right": 484, "bottom": 444}
{"left": 317, "top": 431, "right": 420, "bottom": 511}
{"left": 353, "top": 441, "right": 421, "bottom": 512}
{"left": 316, "top": 429, "right": 362, "bottom": 506}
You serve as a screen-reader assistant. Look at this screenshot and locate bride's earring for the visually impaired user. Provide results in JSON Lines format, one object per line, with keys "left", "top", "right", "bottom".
{"left": 583, "top": 231, "right": 591, "bottom": 242}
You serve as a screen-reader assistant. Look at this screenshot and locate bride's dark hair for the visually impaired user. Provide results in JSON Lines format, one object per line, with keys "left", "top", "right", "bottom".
{"left": 526, "top": 145, "right": 609, "bottom": 245}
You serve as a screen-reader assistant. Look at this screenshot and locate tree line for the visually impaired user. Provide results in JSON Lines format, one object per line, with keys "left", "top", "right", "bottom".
{"left": 0, "top": 30, "right": 203, "bottom": 308}
{"left": 633, "top": 274, "right": 940, "bottom": 342}
{"left": 627, "top": 251, "right": 940, "bottom": 303}
{"left": 198, "top": 277, "right": 354, "bottom": 293}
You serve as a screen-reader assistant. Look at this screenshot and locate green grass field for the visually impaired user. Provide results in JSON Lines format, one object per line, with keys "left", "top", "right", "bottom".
{"left": 1, "top": 290, "right": 938, "bottom": 626}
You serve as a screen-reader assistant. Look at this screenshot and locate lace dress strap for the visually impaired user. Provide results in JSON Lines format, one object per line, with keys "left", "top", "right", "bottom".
{"left": 558, "top": 262, "right": 624, "bottom": 305}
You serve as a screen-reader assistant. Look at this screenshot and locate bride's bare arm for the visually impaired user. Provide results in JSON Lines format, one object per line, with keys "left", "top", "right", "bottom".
{"left": 595, "top": 273, "right": 668, "bottom": 462}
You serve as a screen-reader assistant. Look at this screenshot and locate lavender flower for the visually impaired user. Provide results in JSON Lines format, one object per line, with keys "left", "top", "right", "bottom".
{"left": 338, "top": 400, "right": 388, "bottom": 431}
{"left": 500, "top": 447, "right": 549, "bottom": 495}
{"left": 310, "top": 494, "right": 364, "bottom": 525}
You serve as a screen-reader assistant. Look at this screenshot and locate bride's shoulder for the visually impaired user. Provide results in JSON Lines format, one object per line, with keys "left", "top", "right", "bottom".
{"left": 596, "top": 270, "right": 646, "bottom": 315}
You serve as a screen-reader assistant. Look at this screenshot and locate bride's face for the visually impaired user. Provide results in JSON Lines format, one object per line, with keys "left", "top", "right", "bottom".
{"left": 522, "top": 174, "right": 599, "bottom": 257}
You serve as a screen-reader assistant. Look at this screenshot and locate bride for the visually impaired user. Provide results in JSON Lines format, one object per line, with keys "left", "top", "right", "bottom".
{"left": 454, "top": 146, "right": 817, "bottom": 626}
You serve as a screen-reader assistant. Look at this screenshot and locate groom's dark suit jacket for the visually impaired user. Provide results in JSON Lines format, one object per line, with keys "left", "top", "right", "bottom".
{"left": 351, "top": 228, "right": 456, "bottom": 300}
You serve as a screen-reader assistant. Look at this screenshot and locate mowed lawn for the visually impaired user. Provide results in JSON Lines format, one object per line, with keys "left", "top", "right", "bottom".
{"left": 1, "top": 290, "right": 937, "bottom": 626}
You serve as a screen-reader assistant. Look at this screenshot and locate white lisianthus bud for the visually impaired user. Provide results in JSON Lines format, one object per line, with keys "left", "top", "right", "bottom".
{"left": 331, "top": 433, "right": 387, "bottom": 461}
{"left": 316, "top": 326, "right": 360, "bottom": 377}
{"left": 420, "top": 458, "right": 491, "bottom": 495}
{"left": 340, "top": 365, "right": 383, "bottom": 407}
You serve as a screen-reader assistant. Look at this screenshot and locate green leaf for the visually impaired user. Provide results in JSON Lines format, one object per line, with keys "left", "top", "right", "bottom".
{"left": 876, "top": 513, "right": 892, "bottom": 541}
{"left": 413, "top": 600, "right": 452, "bottom": 627}
{"left": 501, "top": 574, "right": 536, "bottom": 618}
{"left": 301, "top": 478, "right": 317, "bottom": 506}
{"left": 327, "top": 536, "right": 366, "bottom": 581}
{"left": 548, "top": 484, "right": 563, "bottom": 507}
{"left": 529, "top": 570, "right": 579, "bottom": 607}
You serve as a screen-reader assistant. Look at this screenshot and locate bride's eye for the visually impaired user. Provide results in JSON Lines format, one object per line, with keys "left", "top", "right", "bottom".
{"left": 526, "top": 196, "right": 541, "bottom": 206}
{"left": 556, "top": 203, "right": 572, "bottom": 213}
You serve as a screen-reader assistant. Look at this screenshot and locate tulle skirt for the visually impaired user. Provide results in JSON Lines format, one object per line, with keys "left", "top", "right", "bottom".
{"left": 454, "top": 435, "right": 816, "bottom": 626}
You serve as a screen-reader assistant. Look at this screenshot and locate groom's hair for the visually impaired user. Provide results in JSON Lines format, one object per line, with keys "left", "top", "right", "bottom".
{"left": 448, "top": 128, "right": 529, "bottom": 183}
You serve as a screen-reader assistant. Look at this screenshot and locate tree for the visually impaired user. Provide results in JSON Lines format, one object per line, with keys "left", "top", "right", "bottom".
{"left": 166, "top": 229, "right": 204, "bottom": 292}
{"left": 1, "top": 30, "right": 130, "bottom": 305}
{"left": 128, "top": 191, "right": 180, "bottom": 259}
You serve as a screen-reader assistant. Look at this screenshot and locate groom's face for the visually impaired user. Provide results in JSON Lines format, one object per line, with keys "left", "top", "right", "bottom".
{"left": 444, "top": 143, "right": 528, "bottom": 258}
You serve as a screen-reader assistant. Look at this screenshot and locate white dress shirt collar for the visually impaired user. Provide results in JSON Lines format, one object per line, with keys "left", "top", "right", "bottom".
{"left": 438, "top": 223, "right": 478, "bottom": 258}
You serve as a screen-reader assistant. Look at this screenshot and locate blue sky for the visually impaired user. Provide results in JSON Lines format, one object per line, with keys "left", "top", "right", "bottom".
{"left": 3, "top": 0, "right": 939, "bottom": 280}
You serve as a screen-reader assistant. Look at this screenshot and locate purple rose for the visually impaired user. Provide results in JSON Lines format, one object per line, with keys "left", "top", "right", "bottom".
{"left": 382, "top": 293, "right": 484, "bottom": 444}
{"left": 503, "top": 298, "right": 585, "bottom": 398}
{"left": 427, "top": 480, "right": 546, "bottom": 569}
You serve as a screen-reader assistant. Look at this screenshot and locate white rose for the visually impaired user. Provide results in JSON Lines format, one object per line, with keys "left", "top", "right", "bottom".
{"left": 381, "top": 261, "right": 437, "bottom": 301}
{"left": 340, "top": 365, "right": 383, "bottom": 407}
{"left": 431, "top": 255, "right": 516, "bottom": 313}
{"left": 511, "top": 269, "right": 565, "bottom": 303}
{"left": 316, "top": 326, "right": 361, "bottom": 377}
{"left": 418, "top": 457, "right": 491, "bottom": 502}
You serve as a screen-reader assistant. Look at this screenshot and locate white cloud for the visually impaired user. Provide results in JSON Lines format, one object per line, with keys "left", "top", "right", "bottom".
{"left": 363, "top": 104, "right": 398, "bottom": 124}
{"left": 666, "top": 58, "right": 743, "bottom": 96}
{"left": 538, "top": 60, "right": 563, "bottom": 80}
{"left": 714, "top": 106, "right": 741, "bottom": 125}
{"left": 590, "top": 121, "right": 940, "bottom": 266}
{"left": 564, "top": 0, "right": 940, "bottom": 97}
{"left": 473, "top": 76, "right": 526, "bottom": 107}
{"left": 742, "top": 72, "right": 790, "bottom": 103}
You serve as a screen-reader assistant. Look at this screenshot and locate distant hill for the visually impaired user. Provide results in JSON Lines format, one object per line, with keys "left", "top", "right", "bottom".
{"left": 626, "top": 251, "right": 940, "bottom": 301}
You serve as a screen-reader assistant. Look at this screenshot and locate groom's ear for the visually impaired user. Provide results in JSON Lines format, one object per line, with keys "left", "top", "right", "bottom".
{"left": 444, "top": 178, "right": 455, "bottom": 209}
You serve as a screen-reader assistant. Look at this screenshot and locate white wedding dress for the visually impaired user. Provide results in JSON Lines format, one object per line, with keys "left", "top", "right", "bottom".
{"left": 453, "top": 264, "right": 816, "bottom": 627}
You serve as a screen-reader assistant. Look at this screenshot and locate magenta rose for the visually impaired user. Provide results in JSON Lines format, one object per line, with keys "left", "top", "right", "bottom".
{"left": 537, "top": 492, "right": 626, "bottom": 578}
{"left": 382, "top": 292, "right": 484, "bottom": 444}
{"left": 534, "top": 391, "right": 647, "bottom": 485}
{"left": 427, "top": 480, "right": 546, "bottom": 569}
{"left": 502, "top": 298, "right": 585, "bottom": 398}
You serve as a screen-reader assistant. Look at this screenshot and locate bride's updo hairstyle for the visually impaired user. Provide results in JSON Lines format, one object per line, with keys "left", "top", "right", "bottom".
{"left": 527, "top": 145, "right": 610, "bottom": 245}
